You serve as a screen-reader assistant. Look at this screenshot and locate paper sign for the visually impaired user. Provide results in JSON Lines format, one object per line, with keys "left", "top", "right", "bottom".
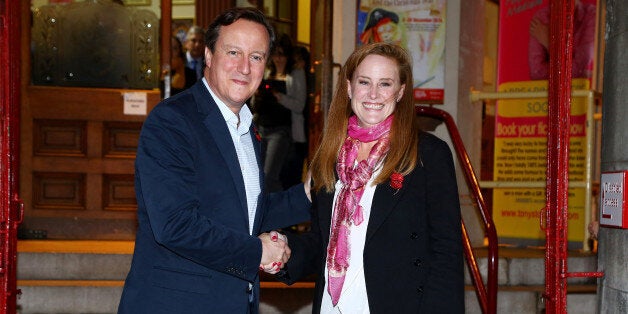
{"left": 123, "top": 92, "right": 147, "bottom": 115}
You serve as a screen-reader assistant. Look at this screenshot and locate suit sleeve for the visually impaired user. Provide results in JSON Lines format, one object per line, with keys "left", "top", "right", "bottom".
{"left": 419, "top": 135, "right": 465, "bottom": 312}
{"left": 259, "top": 183, "right": 312, "bottom": 233}
{"left": 275, "top": 190, "right": 325, "bottom": 285}
{"left": 136, "top": 103, "right": 262, "bottom": 282}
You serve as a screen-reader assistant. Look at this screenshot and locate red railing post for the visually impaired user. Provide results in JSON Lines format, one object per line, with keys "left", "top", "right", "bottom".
{"left": 1, "top": 1, "right": 23, "bottom": 312}
{"left": 544, "top": 0, "right": 573, "bottom": 313}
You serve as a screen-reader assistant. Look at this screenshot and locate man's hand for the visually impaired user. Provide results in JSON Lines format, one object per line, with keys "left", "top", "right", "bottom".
{"left": 259, "top": 231, "right": 290, "bottom": 274}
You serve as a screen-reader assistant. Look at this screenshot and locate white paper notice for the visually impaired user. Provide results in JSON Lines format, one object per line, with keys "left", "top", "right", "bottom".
{"left": 123, "top": 92, "right": 147, "bottom": 115}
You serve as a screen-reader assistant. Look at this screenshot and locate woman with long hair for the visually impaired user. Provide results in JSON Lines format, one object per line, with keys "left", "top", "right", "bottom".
{"left": 263, "top": 42, "right": 464, "bottom": 313}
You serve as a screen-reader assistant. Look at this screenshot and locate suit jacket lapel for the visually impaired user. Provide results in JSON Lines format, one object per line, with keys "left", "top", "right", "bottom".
{"left": 251, "top": 124, "right": 265, "bottom": 234}
{"left": 195, "top": 83, "right": 249, "bottom": 219}
{"left": 366, "top": 180, "right": 406, "bottom": 241}
{"left": 317, "top": 190, "right": 335, "bottom": 242}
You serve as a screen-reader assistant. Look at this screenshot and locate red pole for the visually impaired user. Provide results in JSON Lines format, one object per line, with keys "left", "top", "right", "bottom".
{"left": 1, "top": 1, "right": 23, "bottom": 312}
{"left": 544, "top": 0, "right": 574, "bottom": 313}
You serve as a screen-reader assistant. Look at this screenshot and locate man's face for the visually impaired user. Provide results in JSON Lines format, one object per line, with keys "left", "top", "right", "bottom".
{"left": 204, "top": 19, "right": 269, "bottom": 112}
{"left": 185, "top": 33, "right": 205, "bottom": 59}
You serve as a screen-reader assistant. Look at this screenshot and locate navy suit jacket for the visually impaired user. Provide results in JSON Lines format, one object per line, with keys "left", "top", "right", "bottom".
{"left": 279, "top": 132, "right": 464, "bottom": 313}
{"left": 118, "top": 81, "right": 311, "bottom": 314}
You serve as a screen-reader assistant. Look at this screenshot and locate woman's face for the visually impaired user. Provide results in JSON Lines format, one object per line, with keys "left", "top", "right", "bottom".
{"left": 271, "top": 48, "right": 287, "bottom": 69}
{"left": 348, "top": 54, "right": 405, "bottom": 128}
{"left": 171, "top": 38, "right": 184, "bottom": 68}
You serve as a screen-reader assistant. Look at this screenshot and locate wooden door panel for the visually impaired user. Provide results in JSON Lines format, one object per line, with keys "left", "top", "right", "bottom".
{"left": 20, "top": 86, "right": 160, "bottom": 239}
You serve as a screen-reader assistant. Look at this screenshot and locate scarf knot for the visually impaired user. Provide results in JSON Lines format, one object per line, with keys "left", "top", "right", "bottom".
{"left": 327, "top": 115, "right": 393, "bottom": 306}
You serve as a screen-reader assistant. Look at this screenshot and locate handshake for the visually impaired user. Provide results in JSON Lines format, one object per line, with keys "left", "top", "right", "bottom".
{"left": 258, "top": 230, "right": 290, "bottom": 274}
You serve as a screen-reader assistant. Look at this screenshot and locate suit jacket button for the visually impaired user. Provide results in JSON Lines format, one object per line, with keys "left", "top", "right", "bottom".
{"left": 414, "top": 258, "right": 422, "bottom": 267}
{"left": 410, "top": 232, "right": 419, "bottom": 239}
{"left": 417, "top": 286, "right": 424, "bottom": 293}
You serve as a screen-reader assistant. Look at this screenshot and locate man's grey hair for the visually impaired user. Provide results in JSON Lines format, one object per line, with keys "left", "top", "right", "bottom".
{"left": 186, "top": 25, "right": 205, "bottom": 41}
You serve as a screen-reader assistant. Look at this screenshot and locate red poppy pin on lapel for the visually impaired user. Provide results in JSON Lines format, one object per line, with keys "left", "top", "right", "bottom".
{"left": 390, "top": 171, "right": 404, "bottom": 192}
{"left": 253, "top": 127, "right": 261, "bottom": 142}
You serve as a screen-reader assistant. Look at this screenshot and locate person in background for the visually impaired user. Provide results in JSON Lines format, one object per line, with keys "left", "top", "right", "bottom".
{"left": 528, "top": 0, "right": 596, "bottom": 80}
{"left": 279, "top": 45, "right": 311, "bottom": 189}
{"left": 160, "top": 36, "right": 196, "bottom": 98}
{"left": 118, "top": 8, "right": 311, "bottom": 314}
{"left": 263, "top": 42, "right": 464, "bottom": 313}
{"left": 184, "top": 25, "right": 206, "bottom": 80}
{"left": 253, "top": 34, "right": 303, "bottom": 192}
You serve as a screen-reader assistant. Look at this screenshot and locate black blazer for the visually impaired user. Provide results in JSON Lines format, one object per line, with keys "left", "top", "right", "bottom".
{"left": 280, "top": 132, "right": 464, "bottom": 313}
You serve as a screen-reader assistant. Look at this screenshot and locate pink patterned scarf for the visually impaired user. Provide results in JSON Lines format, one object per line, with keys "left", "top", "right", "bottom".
{"left": 326, "top": 114, "right": 393, "bottom": 305}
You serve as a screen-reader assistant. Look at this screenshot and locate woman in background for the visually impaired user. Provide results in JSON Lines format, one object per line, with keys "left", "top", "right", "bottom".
{"left": 160, "top": 36, "right": 196, "bottom": 98}
{"left": 280, "top": 45, "right": 311, "bottom": 188}
{"left": 254, "top": 34, "right": 307, "bottom": 192}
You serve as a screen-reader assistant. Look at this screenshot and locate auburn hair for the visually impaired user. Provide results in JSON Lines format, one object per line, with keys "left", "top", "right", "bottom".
{"left": 310, "top": 42, "right": 420, "bottom": 192}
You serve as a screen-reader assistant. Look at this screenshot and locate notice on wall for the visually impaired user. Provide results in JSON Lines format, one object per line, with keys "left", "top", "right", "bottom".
{"left": 357, "top": 0, "right": 446, "bottom": 103}
{"left": 123, "top": 92, "right": 147, "bottom": 116}
{"left": 493, "top": 79, "right": 589, "bottom": 246}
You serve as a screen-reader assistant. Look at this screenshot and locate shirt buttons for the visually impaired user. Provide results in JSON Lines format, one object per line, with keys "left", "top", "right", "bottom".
{"left": 410, "top": 232, "right": 419, "bottom": 239}
{"left": 414, "top": 258, "right": 422, "bottom": 267}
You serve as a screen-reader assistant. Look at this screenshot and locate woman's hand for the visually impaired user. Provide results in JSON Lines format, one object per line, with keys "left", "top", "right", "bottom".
{"left": 259, "top": 230, "right": 289, "bottom": 274}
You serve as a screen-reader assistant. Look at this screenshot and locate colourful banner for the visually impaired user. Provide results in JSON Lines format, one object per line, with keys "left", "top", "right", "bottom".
{"left": 494, "top": 0, "right": 597, "bottom": 247}
{"left": 357, "top": 0, "right": 446, "bottom": 103}
{"left": 493, "top": 79, "right": 589, "bottom": 245}
{"left": 497, "top": 0, "right": 597, "bottom": 83}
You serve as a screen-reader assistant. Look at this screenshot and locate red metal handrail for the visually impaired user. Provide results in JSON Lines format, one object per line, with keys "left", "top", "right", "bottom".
{"left": 416, "top": 106, "right": 498, "bottom": 314}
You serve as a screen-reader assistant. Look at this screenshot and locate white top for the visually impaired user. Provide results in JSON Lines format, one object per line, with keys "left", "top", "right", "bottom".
{"left": 203, "top": 78, "right": 260, "bottom": 235}
{"left": 320, "top": 168, "right": 380, "bottom": 314}
{"left": 273, "top": 68, "right": 308, "bottom": 143}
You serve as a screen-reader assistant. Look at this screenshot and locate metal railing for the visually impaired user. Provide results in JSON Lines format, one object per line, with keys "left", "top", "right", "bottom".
{"left": 416, "top": 106, "right": 498, "bottom": 314}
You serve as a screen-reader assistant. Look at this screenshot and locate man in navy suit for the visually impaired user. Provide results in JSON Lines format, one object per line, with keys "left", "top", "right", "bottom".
{"left": 118, "top": 8, "right": 311, "bottom": 314}
{"left": 184, "top": 25, "right": 205, "bottom": 80}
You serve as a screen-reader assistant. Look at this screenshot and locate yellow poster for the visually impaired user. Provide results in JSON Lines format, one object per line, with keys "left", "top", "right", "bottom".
{"left": 494, "top": 79, "right": 589, "bottom": 245}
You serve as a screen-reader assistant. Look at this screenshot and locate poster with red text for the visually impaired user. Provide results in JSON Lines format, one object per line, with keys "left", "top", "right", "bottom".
{"left": 495, "top": 0, "right": 597, "bottom": 248}
{"left": 357, "top": 0, "right": 446, "bottom": 103}
{"left": 493, "top": 79, "right": 589, "bottom": 247}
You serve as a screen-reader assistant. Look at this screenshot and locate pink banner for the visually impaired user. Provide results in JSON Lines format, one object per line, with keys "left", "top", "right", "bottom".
{"left": 497, "top": 0, "right": 597, "bottom": 84}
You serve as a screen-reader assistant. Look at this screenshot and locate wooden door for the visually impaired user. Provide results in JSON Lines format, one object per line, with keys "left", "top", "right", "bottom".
{"left": 308, "top": 0, "right": 334, "bottom": 157}
{"left": 19, "top": 87, "right": 160, "bottom": 240}
{"left": 19, "top": 1, "right": 162, "bottom": 240}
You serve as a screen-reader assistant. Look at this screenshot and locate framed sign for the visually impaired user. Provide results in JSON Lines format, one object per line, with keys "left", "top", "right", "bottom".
{"left": 357, "top": 0, "right": 446, "bottom": 103}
